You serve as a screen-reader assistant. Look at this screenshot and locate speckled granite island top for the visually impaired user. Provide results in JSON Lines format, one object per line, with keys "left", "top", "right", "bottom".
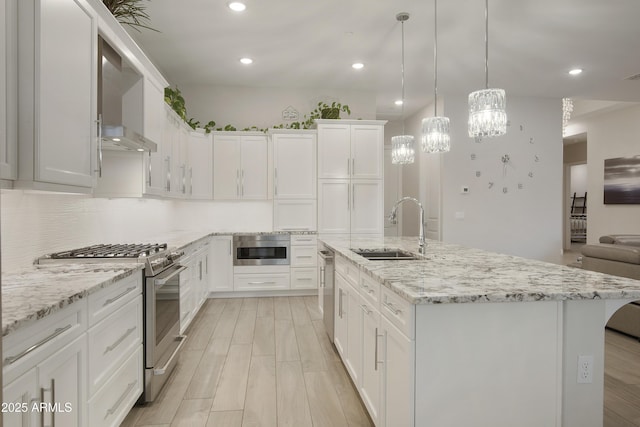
{"left": 2, "top": 263, "right": 143, "bottom": 337}
{"left": 320, "top": 236, "right": 640, "bottom": 305}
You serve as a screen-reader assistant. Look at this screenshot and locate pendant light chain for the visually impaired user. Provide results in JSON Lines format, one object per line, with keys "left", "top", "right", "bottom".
{"left": 433, "top": 0, "right": 438, "bottom": 117}
{"left": 400, "top": 16, "right": 406, "bottom": 135}
{"left": 484, "top": 0, "right": 489, "bottom": 89}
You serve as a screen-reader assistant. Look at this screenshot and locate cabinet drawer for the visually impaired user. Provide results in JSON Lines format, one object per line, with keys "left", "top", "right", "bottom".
{"left": 380, "top": 287, "right": 415, "bottom": 339}
{"left": 335, "top": 256, "right": 359, "bottom": 287}
{"left": 291, "top": 267, "right": 318, "bottom": 290}
{"left": 88, "top": 273, "right": 142, "bottom": 326}
{"left": 88, "top": 345, "right": 143, "bottom": 427}
{"left": 3, "top": 302, "right": 86, "bottom": 385}
{"left": 87, "top": 296, "right": 142, "bottom": 396}
{"left": 360, "top": 273, "right": 381, "bottom": 308}
{"left": 234, "top": 273, "right": 290, "bottom": 291}
{"left": 290, "top": 245, "right": 317, "bottom": 267}
{"left": 290, "top": 234, "right": 317, "bottom": 246}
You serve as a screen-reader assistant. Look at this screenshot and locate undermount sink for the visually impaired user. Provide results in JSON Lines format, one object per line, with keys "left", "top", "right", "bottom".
{"left": 351, "top": 248, "right": 420, "bottom": 261}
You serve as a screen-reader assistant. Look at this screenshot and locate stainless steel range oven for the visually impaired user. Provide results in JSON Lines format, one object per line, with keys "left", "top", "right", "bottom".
{"left": 39, "top": 243, "right": 186, "bottom": 403}
{"left": 233, "top": 234, "right": 290, "bottom": 266}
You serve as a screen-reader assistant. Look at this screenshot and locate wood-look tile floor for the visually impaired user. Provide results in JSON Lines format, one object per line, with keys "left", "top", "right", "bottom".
{"left": 121, "top": 297, "right": 373, "bottom": 427}
{"left": 605, "top": 328, "right": 640, "bottom": 427}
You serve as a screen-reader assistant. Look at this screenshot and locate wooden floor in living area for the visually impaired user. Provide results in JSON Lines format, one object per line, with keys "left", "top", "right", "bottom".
{"left": 605, "top": 328, "right": 640, "bottom": 427}
{"left": 121, "top": 296, "right": 373, "bottom": 427}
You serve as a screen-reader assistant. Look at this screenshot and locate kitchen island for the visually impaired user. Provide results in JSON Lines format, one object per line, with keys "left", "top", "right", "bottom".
{"left": 320, "top": 236, "right": 640, "bottom": 427}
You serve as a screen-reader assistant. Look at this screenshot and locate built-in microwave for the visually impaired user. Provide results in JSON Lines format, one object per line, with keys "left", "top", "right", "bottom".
{"left": 233, "top": 234, "right": 290, "bottom": 266}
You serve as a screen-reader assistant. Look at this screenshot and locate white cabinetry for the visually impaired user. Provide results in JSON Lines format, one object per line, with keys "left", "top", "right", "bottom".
{"left": 213, "top": 133, "right": 268, "bottom": 200}
{"left": 334, "top": 270, "right": 349, "bottom": 359}
{"left": 187, "top": 131, "right": 213, "bottom": 199}
{"left": 142, "top": 78, "right": 168, "bottom": 196}
{"left": 180, "top": 241, "right": 210, "bottom": 332}
{"left": 17, "top": 0, "right": 97, "bottom": 192}
{"left": 209, "top": 236, "right": 234, "bottom": 293}
{"left": 290, "top": 234, "right": 318, "bottom": 290}
{"left": 317, "top": 120, "right": 385, "bottom": 236}
{"left": 272, "top": 131, "right": 317, "bottom": 231}
{"left": 0, "top": 0, "right": 17, "bottom": 184}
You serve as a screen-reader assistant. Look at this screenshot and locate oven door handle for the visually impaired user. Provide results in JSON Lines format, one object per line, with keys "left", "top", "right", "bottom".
{"left": 154, "top": 335, "right": 187, "bottom": 375}
{"left": 155, "top": 266, "right": 187, "bottom": 286}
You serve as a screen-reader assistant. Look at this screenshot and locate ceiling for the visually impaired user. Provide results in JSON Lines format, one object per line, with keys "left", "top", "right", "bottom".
{"left": 128, "top": 0, "right": 640, "bottom": 120}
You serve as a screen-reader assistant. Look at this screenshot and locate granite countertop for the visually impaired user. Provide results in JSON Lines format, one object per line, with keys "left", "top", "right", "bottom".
{"left": 2, "top": 263, "right": 143, "bottom": 337}
{"left": 320, "top": 236, "right": 640, "bottom": 305}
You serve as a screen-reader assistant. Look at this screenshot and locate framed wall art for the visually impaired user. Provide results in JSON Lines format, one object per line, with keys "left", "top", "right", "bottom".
{"left": 604, "top": 155, "right": 640, "bottom": 204}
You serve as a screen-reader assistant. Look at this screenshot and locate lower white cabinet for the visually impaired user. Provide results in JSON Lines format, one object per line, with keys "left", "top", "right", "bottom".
{"left": 290, "top": 234, "right": 317, "bottom": 290}
{"left": 209, "top": 236, "right": 233, "bottom": 293}
{"left": 334, "top": 270, "right": 350, "bottom": 359}
{"left": 234, "top": 269, "right": 290, "bottom": 291}
{"left": 2, "top": 368, "right": 38, "bottom": 427}
{"left": 180, "top": 242, "right": 210, "bottom": 332}
{"left": 345, "top": 281, "right": 362, "bottom": 386}
{"left": 361, "top": 299, "right": 382, "bottom": 425}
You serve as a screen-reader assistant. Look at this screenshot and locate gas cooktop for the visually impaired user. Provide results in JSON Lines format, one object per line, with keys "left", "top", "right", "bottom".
{"left": 48, "top": 243, "right": 168, "bottom": 259}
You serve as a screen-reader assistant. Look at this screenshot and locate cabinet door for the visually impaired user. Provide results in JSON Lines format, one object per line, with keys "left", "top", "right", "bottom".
{"left": 143, "top": 79, "right": 166, "bottom": 196}
{"left": 361, "top": 304, "right": 382, "bottom": 425}
{"left": 345, "top": 284, "right": 362, "bottom": 387}
{"left": 240, "top": 135, "right": 268, "bottom": 199}
{"left": 188, "top": 132, "right": 213, "bottom": 200}
{"left": 273, "top": 133, "right": 316, "bottom": 198}
{"left": 351, "top": 180, "right": 383, "bottom": 235}
{"left": 317, "top": 123, "right": 350, "bottom": 179}
{"left": 26, "top": 0, "right": 96, "bottom": 188}
{"left": 0, "top": 0, "right": 17, "bottom": 181}
{"left": 382, "top": 316, "right": 414, "bottom": 427}
{"left": 209, "top": 236, "right": 233, "bottom": 292}
{"left": 351, "top": 125, "right": 383, "bottom": 179}
{"left": 273, "top": 199, "right": 317, "bottom": 232}
{"left": 38, "top": 334, "right": 86, "bottom": 427}
{"left": 213, "top": 135, "right": 241, "bottom": 200}
{"left": 171, "top": 126, "right": 189, "bottom": 197}
{"left": 3, "top": 369, "right": 38, "bottom": 427}
{"left": 318, "top": 179, "right": 350, "bottom": 234}
{"left": 334, "top": 272, "right": 349, "bottom": 358}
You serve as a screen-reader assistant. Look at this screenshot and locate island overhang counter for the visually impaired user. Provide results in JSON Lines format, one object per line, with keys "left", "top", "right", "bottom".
{"left": 319, "top": 236, "right": 640, "bottom": 427}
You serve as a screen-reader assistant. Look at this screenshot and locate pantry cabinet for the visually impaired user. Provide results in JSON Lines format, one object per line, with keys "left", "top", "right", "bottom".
{"left": 0, "top": 0, "right": 17, "bottom": 184}
{"left": 213, "top": 133, "right": 268, "bottom": 200}
{"left": 317, "top": 120, "right": 386, "bottom": 236}
{"left": 17, "top": 0, "right": 97, "bottom": 192}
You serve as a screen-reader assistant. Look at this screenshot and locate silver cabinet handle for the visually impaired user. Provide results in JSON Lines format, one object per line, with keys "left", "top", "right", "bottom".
{"left": 236, "top": 169, "right": 240, "bottom": 196}
{"left": 382, "top": 300, "right": 402, "bottom": 315}
{"left": 297, "top": 278, "right": 313, "bottom": 281}
{"left": 104, "top": 381, "right": 136, "bottom": 420}
{"left": 281, "top": 227, "right": 310, "bottom": 231}
{"left": 374, "top": 327, "right": 384, "bottom": 371}
{"left": 96, "top": 115, "right": 103, "bottom": 178}
{"left": 352, "top": 158, "right": 355, "bottom": 176}
{"left": 320, "top": 266, "right": 325, "bottom": 288}
{"left": 147, "top": 152, "right": 152, "bottom": 187}
{"left": 247, "top": 281, "right": 276, "bottom": 285}
{"left": 165, "top": 156, "right": 171, "bottom": 192}
{"left": 338, "top": 288, "right": 343, "bottom": 318}
{"left": 274, "top": 167, "right": 278, "bottom": 196}
{"left": 103, "top": 286, "right": 137, "bottom": 308}
{"left": 297, "top": 255, "right": 313, "bottom": 259}
{"left": 104, "top": 327, "right": 136, "bottom": 355}
{"left": 5, "top": 325, "right": 72, "bottom": 366}
{"left": 181, "top": 164, "right": 186, "bottom": 194}
{"left": 241, "top": 169, "right": 245, "bottom": 196}
{"left": 190, "top": 167, "right": 193, "bottom": 195}
{"left": 41, "top": 378, "right": 55, "bottom": 427}
{"left": 347, "top": 158, "right": 350, "bottom": 176}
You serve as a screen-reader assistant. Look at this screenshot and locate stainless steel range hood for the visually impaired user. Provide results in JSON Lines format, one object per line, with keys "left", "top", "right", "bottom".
{"left": 98, "top": 36, "right": 157, "bottom": 153}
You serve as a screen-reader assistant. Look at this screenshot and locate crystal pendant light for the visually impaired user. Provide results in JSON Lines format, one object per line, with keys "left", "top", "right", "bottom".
{"left": 468, "top": 0, "right": 507, "bottom": 139}
{"left": 391, "top": 12, "right": 415, "bottom": 165}
{"left": 421, "top": 0, "right": 450, "bottom": 154}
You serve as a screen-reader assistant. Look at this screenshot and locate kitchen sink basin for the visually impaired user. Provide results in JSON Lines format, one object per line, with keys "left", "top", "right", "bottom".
{"left": 351, "top": 248, "right": 420, "bottom": 261}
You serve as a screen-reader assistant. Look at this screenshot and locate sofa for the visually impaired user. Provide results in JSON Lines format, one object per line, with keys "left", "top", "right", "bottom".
{"left": 581, "top": 235, "right": 640, "bottom": 337}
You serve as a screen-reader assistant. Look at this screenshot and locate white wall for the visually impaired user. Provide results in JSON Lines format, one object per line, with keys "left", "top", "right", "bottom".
{"left": 585, "top": 104, "right": 640, "bottom": 242}
{"left": 441, "top": 95, "right": 564, "bottom": 262}
{"left": 179, "top": 85, "right": 377, "bottom": 131}
{"left": 0, "top": 190, "right": 272, "bottom": 272}
{"left": 570, "top": 164, "right": 588, "bottom": 196}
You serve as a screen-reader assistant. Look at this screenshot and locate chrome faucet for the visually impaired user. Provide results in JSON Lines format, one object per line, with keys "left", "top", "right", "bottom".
{"left": 388, "top": 197, "right": 426, "bottom": 253}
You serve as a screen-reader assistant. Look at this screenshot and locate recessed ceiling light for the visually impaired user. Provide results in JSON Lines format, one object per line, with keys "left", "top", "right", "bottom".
{"left": 240, "top": 57, "right": 253, "bottom": 65}
{"left": 395, "top": 100, "right": 403, "bottom": 106}
{"left": 228, "top": 2, "right": 246, "bottom": 12}
{"left": 352, "top": 63, "right": 364, "bottom": 70}
{"left": 569, "top": 68, "right": 583, "bottom": 76}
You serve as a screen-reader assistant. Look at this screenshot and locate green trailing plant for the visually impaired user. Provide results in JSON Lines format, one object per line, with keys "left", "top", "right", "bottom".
{"left": 102, "top": 0, "right": 158, "bottom": 32}
{"left": 310, "top": 101, "right": 351, "bottom": 120}
{"left": 164, "top": 86, "right": 187, "bottom": 121}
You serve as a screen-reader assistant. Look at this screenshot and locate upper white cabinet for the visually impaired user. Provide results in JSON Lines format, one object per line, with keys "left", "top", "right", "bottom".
{"left": 0, "top": 0, "right": 17, "bottom": 184}
{"left": 213, "top": 133, "right": 268, "bottom": 200}
{"left": 188, "top": 131, "right": 213, "bottom": 199}
{"left": 142, "top": 78, "right": 167, "bottom": 196}
{"left": 273, "top": 132, "right": 316, "bottom": 199}
{"left": 17, "top": 0, "right": 97, "bottom": 192}
{"left": 272, "top": 131, "right": 317, "bottom": 231}
{"left": 317, "top": 120, "right": 384, "bottom": 180}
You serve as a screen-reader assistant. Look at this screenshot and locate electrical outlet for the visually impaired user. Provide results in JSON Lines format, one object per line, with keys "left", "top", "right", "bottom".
{"left": 577, "top": 355, "right": 594, "bottom": 384}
